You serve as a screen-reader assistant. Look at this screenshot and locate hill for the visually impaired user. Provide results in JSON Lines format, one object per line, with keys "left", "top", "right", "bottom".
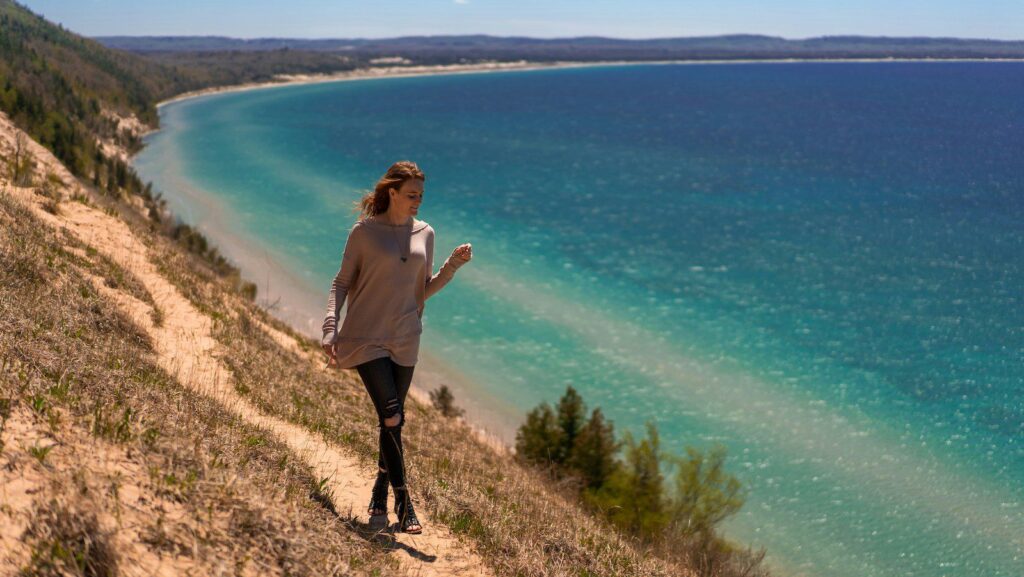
{"left": 98, "top": 33, "right": 1024, "bottom": 63}
{"left": 0, "top": 0, "right": 353, "bottom": 179}
{"left": 0, "top": 0, "right": 200, "bottom": 175}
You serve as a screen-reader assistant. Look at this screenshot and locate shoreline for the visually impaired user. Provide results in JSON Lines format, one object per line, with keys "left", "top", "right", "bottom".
{"left": 155, "top": 56, "right": 1024, "bottom": 110}
{"left": 157, "top": 60, "right": 555, "bottom": 108}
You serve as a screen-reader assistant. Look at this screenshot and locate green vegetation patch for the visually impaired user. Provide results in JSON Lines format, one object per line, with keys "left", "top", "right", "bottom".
{"left": 516, "top": 387, "right": 769, "bottom": 577}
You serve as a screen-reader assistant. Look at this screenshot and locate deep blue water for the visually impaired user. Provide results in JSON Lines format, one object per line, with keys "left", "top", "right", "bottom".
{"left": 136, "top": 62, "right": 1024, "bottom": 577}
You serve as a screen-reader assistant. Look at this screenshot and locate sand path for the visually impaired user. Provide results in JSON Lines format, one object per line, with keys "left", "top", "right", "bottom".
{"left": 3, "top": 116, "right": 491, "bottom": 576}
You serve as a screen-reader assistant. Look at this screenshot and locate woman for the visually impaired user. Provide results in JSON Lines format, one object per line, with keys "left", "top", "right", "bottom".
{"left": 321, "top": 161, "right": 472, "bottom": 534}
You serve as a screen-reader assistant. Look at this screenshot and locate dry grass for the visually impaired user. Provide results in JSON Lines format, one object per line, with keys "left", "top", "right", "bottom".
{"left": 0, "top": 189, "right": 402, "bottom": 576}
{"left": 20, "top": 498, "right": 119, "bottom": 577}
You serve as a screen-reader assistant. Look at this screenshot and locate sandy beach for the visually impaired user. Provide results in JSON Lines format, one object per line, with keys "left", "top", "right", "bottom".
{"left": 157, "top": 60, "right": 578, "bottom": 108}
{"left": 155, "top": 56, "right": 1024, "bottom": 111}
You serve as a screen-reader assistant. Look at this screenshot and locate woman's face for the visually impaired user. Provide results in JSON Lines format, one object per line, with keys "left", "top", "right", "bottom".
{"left": 389, "top": 178, "right": 424, "bottom": 218}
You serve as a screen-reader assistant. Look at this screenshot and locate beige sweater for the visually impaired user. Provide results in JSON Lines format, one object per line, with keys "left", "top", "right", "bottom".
{"left": 322, "top": 216, "right": 462, "bottom": 369}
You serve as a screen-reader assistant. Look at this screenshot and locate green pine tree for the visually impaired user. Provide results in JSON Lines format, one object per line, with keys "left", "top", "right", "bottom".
{"left": 555, "top": 386, "right": 586, "bottom": 464}
{"left": 567, "top": 407, "right": 619, "bottom": 490}
{"left": 514, "top": 402, "right": 563, "bottom": 466}
{"left": 429, "top": 385, "right": 464, "bottom": 418}
{"left": 591, "top": 421, "right": 669, "bottom": 540}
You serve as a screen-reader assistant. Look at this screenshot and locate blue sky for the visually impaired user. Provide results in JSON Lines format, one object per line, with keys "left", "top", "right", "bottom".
{"left": 20, "top": 0, "right": 1024, "bottom": 40}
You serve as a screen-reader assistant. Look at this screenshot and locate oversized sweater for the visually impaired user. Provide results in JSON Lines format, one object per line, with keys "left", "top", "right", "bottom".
{"left": 321, "top": 216, "right": 461, "bottom": 369}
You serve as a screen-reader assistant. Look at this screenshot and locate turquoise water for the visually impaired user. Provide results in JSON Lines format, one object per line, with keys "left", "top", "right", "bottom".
{"left": 135, "top": 63, "right": 1024, "bottom": 577}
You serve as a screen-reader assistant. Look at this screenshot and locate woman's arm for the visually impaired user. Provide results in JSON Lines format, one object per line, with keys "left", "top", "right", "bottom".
{"left": 322, "top": 224, "right": 363, "bottom": 345}
{"left": 424, "top": 230, "right": 470, "bottom": 301}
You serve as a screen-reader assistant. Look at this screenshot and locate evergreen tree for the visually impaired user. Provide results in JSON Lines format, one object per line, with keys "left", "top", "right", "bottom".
{"left": 555, "top": 386, "right": 585, "bottom": 464}
{"left": 567, "top": 407, "right": 619, "bottom": 490}
{"left": 514, "top": 402, "right": 563, "bottom": 466}
{"left": 516, "top": 389, "right": 749, "bottom": 557}
{"left": 592, "top": 421, "right": 668, "bottom": 540}
{"left": 429, "top": 385, "right": 464, "bottom": 418}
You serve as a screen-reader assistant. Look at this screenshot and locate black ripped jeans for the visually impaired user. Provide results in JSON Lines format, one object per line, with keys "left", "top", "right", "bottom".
{"left": 355, "top": 356, "right": 415, "bottom": 490}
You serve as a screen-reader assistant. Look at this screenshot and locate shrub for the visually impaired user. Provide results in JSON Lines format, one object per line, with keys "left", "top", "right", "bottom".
{"left": 20, "top": 499, "right": 119, "bottom": 577}
{"left": 589, "top": 422, "right": 669, "bottom": 540}
{"left": 429, "top": 385, "right": 464, "bottom": 418}
{"left": 670, "top": 444, "right": 746, "bottom": 542}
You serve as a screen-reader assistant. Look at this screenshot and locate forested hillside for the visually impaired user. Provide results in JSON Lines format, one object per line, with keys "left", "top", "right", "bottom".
{"left": 0, "top": 0, "right": 257, "bottom": 301}
{"left": 101, "top": 33, "right": 1024, "bottom": 62}
{"left": 0, "top": 0, "right": 201, "bottom": 178}
{"left": 141, "top": 48, "right": 358, "bottom": 88}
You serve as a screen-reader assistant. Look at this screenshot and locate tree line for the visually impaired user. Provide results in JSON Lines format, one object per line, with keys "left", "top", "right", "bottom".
{"left": 516, "top": 386, "right": 767, "bottom": 576}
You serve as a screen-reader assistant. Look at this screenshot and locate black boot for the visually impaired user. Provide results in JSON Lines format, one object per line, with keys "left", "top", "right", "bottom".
{"left": 368, "top": 467, "right": 389, "bottom": 517}
{"left": 394, "top": 487, "right": 422, "bottom": 534}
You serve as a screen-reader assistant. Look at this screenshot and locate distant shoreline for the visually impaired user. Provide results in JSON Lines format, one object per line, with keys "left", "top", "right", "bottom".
{"left": 156, "top": 60, "right": 577, "bottom": 108}
{"left": 155, "top": 56, "right": 1024, "bottom": 110}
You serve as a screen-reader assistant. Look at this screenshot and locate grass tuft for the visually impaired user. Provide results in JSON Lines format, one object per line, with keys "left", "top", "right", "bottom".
{"left": 28, "top": 444, "right": 53, "bottom": 464}
{"left": 310, "top": 475, "right": 338, "bottom": 515}
{"left": 20, "top": 499, "right": 119, "bottom": 577}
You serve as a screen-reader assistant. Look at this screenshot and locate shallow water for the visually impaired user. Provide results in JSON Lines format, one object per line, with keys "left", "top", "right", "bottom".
{"left": 136, "top": 62, "right": 1024, "bottom": 577}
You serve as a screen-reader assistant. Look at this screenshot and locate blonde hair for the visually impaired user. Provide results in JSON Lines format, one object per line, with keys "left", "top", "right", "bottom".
{"left": 355, "top": 161, "right": 426, "bottom": 218}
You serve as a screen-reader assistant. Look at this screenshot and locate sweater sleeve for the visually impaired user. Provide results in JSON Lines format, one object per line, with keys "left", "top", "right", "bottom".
{"left": 322, "top": 224, "right": 362, "bottom": 345}
{"left": 424, "top": 228, "right": 463, "bottom": 301}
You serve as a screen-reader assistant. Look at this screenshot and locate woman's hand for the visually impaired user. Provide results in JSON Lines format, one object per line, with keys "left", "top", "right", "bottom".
{"left": 450, "top": 243, "right": 472, "bottom": 268}
{"left": 322, "top": 342, "right": 337, "bottom": 367}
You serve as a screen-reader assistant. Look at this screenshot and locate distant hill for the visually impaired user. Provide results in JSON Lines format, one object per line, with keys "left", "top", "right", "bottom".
{"left": 134, "top": 49, "right": 357, "bottom": 89}
{"left": 98, "top": 34, "right": 1024, "bottom": 62}
{"left": 0, "top": 0, "right": 359, "bottom": 178}
{"left": 0, "top": 0, "right": 195, "bottom": 174}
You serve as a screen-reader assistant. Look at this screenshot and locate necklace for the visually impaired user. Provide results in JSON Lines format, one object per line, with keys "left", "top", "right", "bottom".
{"left": 387, "top": 219, "right": 409, "bottom": 262}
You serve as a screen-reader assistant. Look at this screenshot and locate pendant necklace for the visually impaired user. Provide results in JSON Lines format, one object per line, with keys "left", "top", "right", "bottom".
{"left": 389, "top": 221, "right": 408, "bottom": 262}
